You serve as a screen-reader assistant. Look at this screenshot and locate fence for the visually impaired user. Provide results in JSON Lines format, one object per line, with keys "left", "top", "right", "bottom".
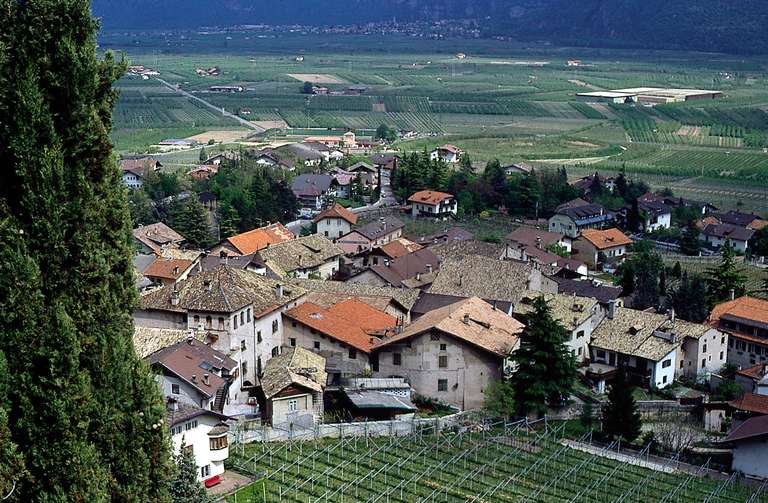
{"left": 231, "top": 410, "right": 478, "bottom": 445}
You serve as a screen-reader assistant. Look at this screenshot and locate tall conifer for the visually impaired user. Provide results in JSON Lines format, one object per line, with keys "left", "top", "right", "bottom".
{"left": 0, "top": 1, "right": 171, "bottom": 499}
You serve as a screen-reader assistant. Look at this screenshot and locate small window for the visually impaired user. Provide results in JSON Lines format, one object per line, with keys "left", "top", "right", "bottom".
{"left": 233, "top": 316, "right": 238, "bottom": 329}
{"left": 576, "top": 330, "right": 585, "bottom": 339}
{"left": 662, "top": 359, "right": 671, "bottom": 368}
{"left": 257, "top": 331, "right": 262, "bottom": 343}
{"left": 272, "top": 319, "right": 279, "bottom": 334}
{"left": 721, "top": 336, "right": 725, "bottom": 345}
{"left": 701, "top": 359, "right": 706, "bottom": 368}
{"left": 241, "top": 360, "right": 248, "bottom": 376}
{"left": 240, "top": 340, "right": 246, "bottom": 351}
{"left": 680, "top": 360, "right": 684, "bottom": 369}
{"left": 720, "top": 351, "right": 724, "bottom": 360}
{"left": 288, "top": 399, "right": 298, "bottom": 412}
{"left": 171, "top": 384, "right": 180, "bottom": 394}
{"left": 200, "top": 465, "right": 210, "bottom": 478}
{"left": 240, "top": 312, "right": 245, "bottom": 325}
{"left": 437, "top": 379, "right": 448, "bottom": 392}
{"left": 247, "top": 308, "right": 251, "bottom": 322}
{"left": 439, "top": 343, "right": 447, "bottom": 351}
{"left": 393, "top": 353, "right": 402, "bottom": 366}
{"left": 314, "top": 341, "right": 320, "bottom": 350}
{"left": 193, "top": 315, "right": 200, "bottom": 325}
{"left": 348, "top": 348, "right": 357, "bottom": 360}
{"left": 210, "top": 436, "right": 228, "bottom": 451}
{"left": 662, "top": 375, "right": 667, "bottom": 384}
{"left": 290, "top": 338, "right": 296, "bottom": 347}
{"left": 271, "top": 347, "right": 280, "bottom": 357}
{"left": 438, "top": 355, "right": 448, "bottom": 368}
{"left": 217, "top": 317, "right": 224, "bottom": 330}
{"left": 703, "top": 343, "right": 707, "bottom": 353}
{"left": 205, "top": 316, "right": 212, "bottom": 329}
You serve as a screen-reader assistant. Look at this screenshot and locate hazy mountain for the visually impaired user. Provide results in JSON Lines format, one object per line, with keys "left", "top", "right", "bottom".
{"left": 92, "top": 0, "right": 768, "bottom": 54}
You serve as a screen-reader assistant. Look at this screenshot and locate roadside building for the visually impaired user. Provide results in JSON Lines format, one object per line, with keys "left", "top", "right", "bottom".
{"left": 211, "top": 222, "right": 294, "bottom": 257}
{"left": 700, "top": 223, "right": 754, "bottom": 253}
{"left": 336, "top": 216, "right": 405, "bottom": 255}
{"left": 373, "top": 297, "right": 524, "bottom": 410}
{"left": 709, "top": 296, "right": 768, "bottom": 368}
{"left": 573, "top": 228, "right": 632, "bottom": 270}
{"left": 548, "top": 198, "right": 615, "bottom": 238}
{"left": 408, "top": 190, "right": 457, "bottom": 219}
{"left": 313, "top": 203, "right": 358, "bottom": 240}
{"left": 258, "top": 234, "right": 343, "bottom": 279}
{"left": 256, "top": 347, "right": 326, "bottom": 427}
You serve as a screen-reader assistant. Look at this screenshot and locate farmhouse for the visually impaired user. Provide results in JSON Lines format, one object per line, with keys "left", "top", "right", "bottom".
{"left": 635, "top": 196, "right": 673, "bottom": 232}
{"left": 430, "top": 144, "right": 463, "bottom": 163}
{"left": 700, "top": 223, "right": 754, "bottom": 253}
{"left": 573, "top": 228, "right": 632, "bottom": 270}
{"left": 548, "top": 198, "right": 615, "bottom": 238}
{"left": 291, "top": 174, "right": 335, "bottom": 209}
{"left": 408, "top": 190, "right": 457, "bottom": 219}
{"left": 373, "top": 297, "right": 523, "bottom": 410}
{"left": 120, "top": 157, "right": 162, "bottom": 189}
{"left": 313, "top": 203, "right": 358, "bottom": 239}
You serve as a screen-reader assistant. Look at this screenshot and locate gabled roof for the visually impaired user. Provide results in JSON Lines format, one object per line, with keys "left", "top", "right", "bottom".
{"left": 714, "top": 210, "right": 765, "bottom": 228}
{"left": 348, "top": 161, "right": 376, "bottom": 173}
{"left": 313, "top": 203, "right": 358, "bottom": 225}
{"left": 553, "top": 277, "right": 623, "bottom": 304}
{"left": 513, "top": 292, "right": 598, "bottom": 330}
{"left": 284, "top": 300, "right": 396, "bottom": 353}
{"left": 258, "top": 234, "right": 343, "bottom": 276}
{"left": 364, "top": 248, "right": 440, "bottom": 288}
{"left": 434, "top": 144, "right": 462, "bottom": 154}
{"left": 132, "top": 327, "right": 207, "bottom": 359}
{"left": 709, "top": 296, "right": 768, "bottom": 328}
{"left": 351, "top": 216, "right": 405, "bottom": 241}
{"left": 143, "top": 257, "right": 195, "bottom": 281}
{"left": 120, "top": 158, "right": 160, "bottom": 177}
{"left": 375, "top": 297, "right": 523, "bottom": 357}
{"left": 410, "top": 226, "right": 474, "bottom": 246}
{"left": 408, "top": 190, "right": 454, "bottom": 206}
{"left": 506, "top": 228, "right": 564, "bottom": 249}
{"left": 724, "top": 414, "right": 768, "bottom": 443}
{"left": 260, "top": 347, "right": 326, "bottom": 399}
{"left": 429, "top": 255, "right": 538, "bottom": 304}
{"left": 736, "top": 364, "right": 767, "bottom": 381}
{"left": 226, "top": 223, "right": 294, "bottom": 255}
{"left": 375, "top": 238, "right": 423, "bottom": 260}
{"left": 701, "top": 223, "right": 754, "bottom": 242}
{"left": 139, "top": 265, "right": 305, "bottom": 314}
{"left": 147, "top": 339, "right": 237, "bottom": 399}
{"left": 579, "top": 228, "right": 633, "bottom": 250}
{"left": 291, "top": 174, "right": 333, "bottom": 197}
{"left": 430, "top": 240, "right": 506, "bottom": 262}
{"left": 290, "top": 279, "right": 420, "bottom": 312}
{"left": 166, "top": 400, "right": 230, "bottom": 428}
{"left": 591, "top": 306, "right": 711, "bottom": 361}
{"left": 555, "top": 200, "right": 614, "bottom": 225}
{"left": 133, "top": 223, "right": 185, "bottom": 255}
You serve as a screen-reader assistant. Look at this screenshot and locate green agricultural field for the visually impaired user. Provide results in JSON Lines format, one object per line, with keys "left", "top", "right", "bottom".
{"left": 227, "top": 422, "right": 767, "bottom": 503}
{"left": 103, "top": 30, "right": 768, "bottom": 208}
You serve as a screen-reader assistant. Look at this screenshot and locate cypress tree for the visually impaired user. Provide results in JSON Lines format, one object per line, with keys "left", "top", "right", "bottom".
{"left": 510, "top": 297, "right": 577, "bottom": 417}
{"left": 602, "top": 370, "right": 642, "bottom": 443}
{"left": 705, "top": 240, "right": 747, "bottom": 306}
{"left": 0, "top": 1, "right": 171, "bottom": 499}
{"left": 169, "top": 439, "right": 211, "bottom": 503}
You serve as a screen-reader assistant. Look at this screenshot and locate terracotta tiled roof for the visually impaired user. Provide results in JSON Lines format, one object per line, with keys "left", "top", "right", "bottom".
{"left": 579, "top": 228, "right": 632, "bottom": 250}
{"left": 408, "top": 190, "right": 454, "bottom": 206}
{"left": 724, "top": 414, "right": 768, "bottom": 443}
{"left": 143, "top": 258, "right": 194, "bottom": 280}
{"left": 226, "top": 223, "right": 294, "bottom": 255}
{"left": 437, "top": 144, "right": 462, "bottom": 154}
{"left": 377, "top": 239, "right": 423, "bottom": 260}
{"left": 313, "top": 203, "right": 358, "bottom": 225}
{"left": 709, "top": 296, "right": 768, "bottom": 327}
{"left": 376, "top": 297, "right": 523, "bottom": 357}
{"left": 729, "top": 393, "right": 768, "bottom": 415}
{"left": 736, "top": 364, "right": 767, "bottom": 380}
{"left": 284, "top": 300, "right": 396, "bottom": 353}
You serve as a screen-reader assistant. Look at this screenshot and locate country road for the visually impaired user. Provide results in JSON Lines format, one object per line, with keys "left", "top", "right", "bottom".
{"left": 154, "top": 78, "right": 264, "bottom": 133}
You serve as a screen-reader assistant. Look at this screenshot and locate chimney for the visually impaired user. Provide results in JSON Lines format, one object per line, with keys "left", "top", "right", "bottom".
{"left": 191, "top": 374, "right": 197, "bottom": 382}
{"left": 168, "top": 397, "right": 178, "bottom": 412}
{"left": 463, "top": 313, "right": 470, "bottom": 325}
{"left": 730, "top": 288, "right": 736, "bottom": 301}
{"left": 669, "top": 308, "right": 676, "bottom": 323}
{"left": 275, "top": 283, "right": 284, "bottom": 299}
{"left": 536, "top": 236, "right": 542, "bottom": 249}
{"left": 203, "top": 374, "right": 210, "bottom": 386}
{"left": 426, "top": 263, "right": 433, "bottom": 274}
{"left": 173, "top": 266, "right": 179, "bottom": 275}
{"left": 607, "top": 299, "right": 616, "bottom": 320}
{"left": 170, "top": 287, "right": 180, "bottom": 306}
{"left": 204, "top": 280, "right": 212, "bottom": 292}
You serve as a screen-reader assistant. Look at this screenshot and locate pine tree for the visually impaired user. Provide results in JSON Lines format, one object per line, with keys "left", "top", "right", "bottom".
{"left": 510, "top": 297, "right": 577, "bottom": 417}
{"left": 170, "top": 439, "right": 211, "bottom": 503}
{"left": 0, "top": 1, "right": 171, "bottom": 499}
{"left": 459, "top": 152, "right": 473, "bottom": 175}
{"left": 669, "top": 272, "right": 709, "bottom": 323}
{"left": 217, "top": 201, "right": 241, "bottom": 238}
{"left": 128, "top": 188, "right": 157, "bottom": 227}
{"left": 198, "top": 146, "right": 207, "bottom": 163}
{"left": 680, "top": 225, "right": 701, "bottom": 256}
{"left": 602, "top": 370, "right": 642, "bottom": 443}
{"left": 171, "top": 197, "right": 214, "bottom": 249}
{"left": 706, "top": 240, "right": 747, "bottom": 306}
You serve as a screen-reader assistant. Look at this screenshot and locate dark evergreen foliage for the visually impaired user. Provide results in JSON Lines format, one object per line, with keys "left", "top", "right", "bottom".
{"left": 170, "top": 197, "right": 215, "bottom": 249}
{"left": 705, "top": 240, "right": 747, "bottom": 307}
{"left": 510, "top": 297, "right": 577, "bottom": 417}
{"left": 169, "top": 438, "right": 211, "bottom": 503}
{"left": 602, "top": 370, "right": 642, "bottom": 443}
{"left": 668, "top": 272, "right": 709, "bottom": 323}
{"left": 0, "top": 0, "right": 172, "bottom": 499}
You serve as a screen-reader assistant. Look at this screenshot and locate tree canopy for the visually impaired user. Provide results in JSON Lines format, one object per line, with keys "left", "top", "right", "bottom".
{"left": 602, "top": 370, "right": 642, "bottom": 443}
{"left": 0, "top": 0, "right": 171, "bottom": 498}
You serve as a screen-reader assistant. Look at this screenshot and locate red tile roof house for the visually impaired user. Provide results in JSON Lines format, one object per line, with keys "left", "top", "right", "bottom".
{"left": 429, "top": 144, "right": 463, "bottom": 163}
{"left": 573, "top": 228, "right": 633, "bottom": 270}
{"left": 211, "top": 222, "right": 295, "bottom": 257}
{"left": 336, "top": 216, "right": 405, "bottom": 255}
{"left": 142, "top": 257, "right": 196, "bottom": 287}
{"left": 709, "top": 296, "right": 768, "bottom": 370}
{"left": 313, "top": 203, "right": 358, "bottom": 240}
{"left": 408, "top": 190, "right": 457, "bottom": 220}
{"left": 282, "top": 298, "right": 398, "bottom": 382}
{"left": 133, "top": 222, "right": 186, "bottom": 255}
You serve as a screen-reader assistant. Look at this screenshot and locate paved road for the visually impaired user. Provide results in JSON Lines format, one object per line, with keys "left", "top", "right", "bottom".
{"left": 154, "top": 78, "right": 264, "bottom": 133}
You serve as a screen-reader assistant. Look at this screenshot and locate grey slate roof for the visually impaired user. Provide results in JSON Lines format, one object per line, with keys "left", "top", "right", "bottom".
{"left": 429, "top": 255, "right": 538, "bottom": 304}
{"left": 702, "top": 223, "right": 755, "bottom": 242}
{"left": 553, "top": 277, "right": 623, "bottom": 304}
{"left": 139, "top": 265, "right": 305, "bottom": 314}
{"left": 291, "top": 278, "right": 419, "bottom": 312}
{"left": 430, "top": 240, "right": 506, "bottom": 261}
{"left": 355, "top": 216, "right": 405, "bottom": 241}
{"left": 258, "top": 234, "right": 343, "bottom": 276}
{"left": 260, "top": 347, "right": 326, "bottom": 399}
{"left": 291, "top": 174, "right": 333, "bottom": 197}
